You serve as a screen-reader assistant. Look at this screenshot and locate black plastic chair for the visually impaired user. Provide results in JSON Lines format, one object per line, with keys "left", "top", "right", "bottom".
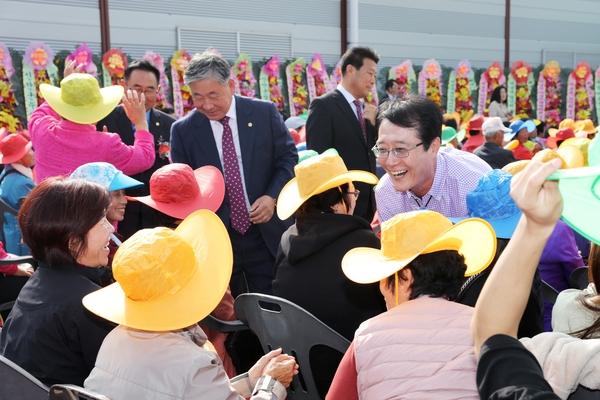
{"left": 234, "top": 293, "right": 350, "bottom": 400}
{"left": 49, "top": 384, "right": 109, "bottom": 400}
{"left": 541, "top": 280, "right": 559, "bottom": 305}
{"left": 199, "top": 314, "right": 249, "bottom": 333}
{"left": 0, "top": 355, "right": 49, "bottom": 399}
{"left": 570, "top": 267, "right": 590, "bottom": 290}
{"left": 568, "top": 385, "right": 600, "bottom": 399}
{"left": 0, "top": 255, "right": 36, "bottom": 317}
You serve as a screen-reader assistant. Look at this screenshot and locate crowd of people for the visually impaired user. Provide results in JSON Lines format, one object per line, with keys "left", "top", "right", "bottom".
{"left": 0, "top": 45, "right": 599, "bottom": 400}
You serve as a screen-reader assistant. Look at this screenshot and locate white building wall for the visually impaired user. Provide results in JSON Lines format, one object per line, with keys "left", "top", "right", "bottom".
{"left": 1, "top": 0, "right": 600, "bottom": 69}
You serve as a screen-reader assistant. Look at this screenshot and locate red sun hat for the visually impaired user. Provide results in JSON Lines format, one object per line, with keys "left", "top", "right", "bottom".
{"left": 0, "top": 129, "right": 33, "bottom": 165}
{"left": 468, "top": 115, "right": 485, "bottom": 131}
{"left": 546, "top": 127, "right": 575, "bottom": 149}
{"left": 128, "top": 163, "right": 225, "bottom": 219}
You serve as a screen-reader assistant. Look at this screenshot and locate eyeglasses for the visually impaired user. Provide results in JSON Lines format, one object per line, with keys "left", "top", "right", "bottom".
{"left": 371, "top": 142, "right": 424, "bottom": 159}
{"left": 127, "top": 86, "right": 158, "bottom": 97}
{"left": 347, "top": 190, "right": 360, "bottom": 200}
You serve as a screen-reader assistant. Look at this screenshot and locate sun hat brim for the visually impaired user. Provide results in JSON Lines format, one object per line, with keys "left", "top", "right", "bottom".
{"left": 449, "top": 211, "right": 522, "bottom": 240}
{"left": 128, "top": 166, "right": 225, "bottom": 219}
{"left": 0, "top": 141, "right": 32, "bottom": 165}
{"left": 82, "top": 210, "right": 232, "bottom": 331}
{"left": 40, "top": 83, "right": 124, "bottom": 125}
{"left": 276, "top": 170, "right": 378, "bottom": 220}
{"left": 342, "top": 218, "right": 496, "bottom": 284}
{"left": 109, "top": 171, "right": 143, "bottom": 191}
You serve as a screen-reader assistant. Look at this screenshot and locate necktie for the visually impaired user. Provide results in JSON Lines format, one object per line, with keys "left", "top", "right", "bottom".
{"left": 219, "top": 116, "right": 251, "bottom": 234}
{"left": 353, "top": 99, "right": 367, "bottom": 143}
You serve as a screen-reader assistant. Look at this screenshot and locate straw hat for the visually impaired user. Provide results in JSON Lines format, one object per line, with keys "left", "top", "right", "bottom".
{"left": 574, "top": 119, "right": 599, "bottom": 136}
{"left": 276, "top": 149, "right": 378, "bottom": 220}
{"left": 40, "top": 73, "right": 124, "bottom": 124}
{"left": 128, "top": 163, "right": 225, "bottom": 219}
{"left": 70, "top": 162, "right": 143, "bottom": 191}
{"left": 83, "top": 210, "right": 232, "bottom": 331}
{"left": 0, "top": 129, "right": 32, "bottom": 165}
{"left": 342, "top": 210, "right": 496, "bottom": 284}
{"left": 548, "top": 119, "right": 575, "bottom": 137}
{"left": 546, "top": 127, "right": 575, "bottom": 149}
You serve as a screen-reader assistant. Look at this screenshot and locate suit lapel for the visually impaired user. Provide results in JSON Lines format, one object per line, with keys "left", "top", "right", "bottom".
{"left": 332, "top": 89, "right": 368, "bottom": 149}
{"left": 191, "top": 111, "right": 224, "bottom": 171}
{"left": 116, "top": 107, "right": 135, "bottom": 145}
{"left": 235, "top": 96, "right": 254, "bottom": 187}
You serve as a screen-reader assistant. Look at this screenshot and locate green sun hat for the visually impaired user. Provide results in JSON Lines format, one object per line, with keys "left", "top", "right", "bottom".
{"left": 441, "top": 126, "right": 466, "bottom": 146}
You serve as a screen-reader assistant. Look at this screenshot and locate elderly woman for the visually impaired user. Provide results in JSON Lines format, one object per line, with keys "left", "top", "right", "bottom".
{"left": 272, "top": 149, "right": 384, "bottom": 396}
{"left": 0, "top": 178, "right": 116, "bottom": 386}
{"left": 327, "top": 209, "right": 496, "bottom": 399}
{"left": 29, "top": 60, "right": 155, "bottom": 183}
{"left": 84, "top": 210, "right": 297, "bottom": 399}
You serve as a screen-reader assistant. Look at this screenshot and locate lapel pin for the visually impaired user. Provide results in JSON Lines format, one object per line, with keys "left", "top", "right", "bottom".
{"left": 248, "top": 122, "right": 253, "bottom": 127}
{"left": 156, "top": 122, "right": 160, "bottom": 126}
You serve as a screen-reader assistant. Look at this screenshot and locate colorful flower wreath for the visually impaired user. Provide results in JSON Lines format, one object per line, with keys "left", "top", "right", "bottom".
{"left": 419, "top": 59, "right": 443, "bottom": 107}
{"left": 477, "top": 61, "right": 505, "bottom": 116}
{"left": 170, "top": 49, "right": 193, "bottom": 118}
{"left": 536, "top": 61, "right": 562, "bottom": 128}
{"left": 22, "top": 41, "right": 58, "bottom": 120}
{"left": 330, "top": 58, "right": 343, "bottom": 87}
{"left": 233, "top": 53, "right": 257, "bottom": 98}
{"left": 67, "top": 43, "right": 97, "bottom": 76}
{"left": 102, "top": 48, "right": 127, "bottom": 87}
{"left": 259, "top": 55, "right": 284, "bottom": 112}
{"left": 388, "top": 60, "right": 416, "bottom": 96}
{"left": 286, "top": 58, "right": 308, "bottom": 117}
{"left": 507, "top": 60, "right": 535, "bottom": 119}
{"left": 142, "top": 51, "right": 173, "bottom": 111}
{"left": 0, "top": 42, "right": 22, "bottom": 132}
{"left": 447, "top": 60, "right": 474, "bottom": 122}
{"left": 307, "top": 53, "right": 334, "bottom": 101}
{"left": 567, "top": 62, "right": 594, "bottom": 120}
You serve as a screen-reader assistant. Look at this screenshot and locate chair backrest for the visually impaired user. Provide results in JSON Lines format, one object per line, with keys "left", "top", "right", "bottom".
{"left": 541, "top": 280, "right": 559, "bottom": 304}
{"left": 570, "top": 267, "right": 590, "bottom": 290}
{"left": 0, "top": 255, "right": 36, "bottom": 317}
{"left": 567, "top": 384, "right": 600, "bottom": 400}
{"left": 234, "top": 293, "right": 350, "bottom": 400}
{"left": 0, "top": 355, "right": 49, "bottom": 399}
{"left": 49, "top": 384, "right": 110, "bottom": 400}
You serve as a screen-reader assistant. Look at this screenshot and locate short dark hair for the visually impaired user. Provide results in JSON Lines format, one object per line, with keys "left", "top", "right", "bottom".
{"left": 378, "top": 94, "right": 443, "bottom": 151}
{"left": 125, "top": 59, "right": 160, "bottom": 85}
{"left": 385, "top": 79, "right": 397, "bottom": 91}
{"left": 385, "top": 250, "right": 467, "bottom": 301}
{"left": 341, "top": 47, "right": 379, "bottom": 76}
{"left": 443, "top": 116, "right": 458, "bottom": 130}
{"left": 299, "top": 183, "right": 350, "bottom": 214}
{"left": 19, "top": 178, "right": 111, "bottom": 268}
{"left": 490, "top": 85, "right": 507, "bottom": 104}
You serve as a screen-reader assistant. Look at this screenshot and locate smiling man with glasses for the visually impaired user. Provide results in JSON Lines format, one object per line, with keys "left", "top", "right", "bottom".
{"left": 375, "top": 94, "right": 491, "bottom": 222}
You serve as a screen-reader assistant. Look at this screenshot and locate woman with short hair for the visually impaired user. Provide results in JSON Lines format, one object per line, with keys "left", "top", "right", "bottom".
{"left": 0, "top": 178, "right": 116, "bottom": 386}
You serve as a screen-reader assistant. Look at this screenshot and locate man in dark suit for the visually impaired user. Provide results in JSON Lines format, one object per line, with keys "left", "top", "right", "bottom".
{"left": 379, "top": 79, "right": 398, "bottom": 105}
{"left": 170, "top": 51, "right": 297, "bottom": 296}
{"left": 96, "top": 60, "right": 175, "bottom": 239}
{"left": 473, "top": 117, "right": 516, "bottom": 169}
{"left": 306, "top": 47, "right": 379, "bottom": 222}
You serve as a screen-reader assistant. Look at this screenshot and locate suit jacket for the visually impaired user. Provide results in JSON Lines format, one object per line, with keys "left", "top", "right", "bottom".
{"left": 472, "top": 141, "right": 516, "bottom": 169}
{"left": 96, "top": 106, "right": 176, "bottom": 238}
{"left": 170, "top": 95, "right": 298, "bottom": 256}
{"left": 305, "top": 89, "right": 377, "bottom": 221}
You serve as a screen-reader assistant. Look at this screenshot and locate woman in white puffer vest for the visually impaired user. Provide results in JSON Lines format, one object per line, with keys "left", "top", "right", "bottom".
{"left": 326, "top": 210, "right": 497, "bottom": 400}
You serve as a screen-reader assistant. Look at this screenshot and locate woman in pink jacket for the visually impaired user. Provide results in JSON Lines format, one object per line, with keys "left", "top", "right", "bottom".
{"left": 29, "top": 60, "right": 155, "bottom": 183}
{"left": 327, "top": 210, "right": 497, "bottom": 400}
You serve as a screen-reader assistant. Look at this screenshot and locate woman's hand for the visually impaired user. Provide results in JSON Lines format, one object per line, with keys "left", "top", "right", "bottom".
{"left": 13, "top": 263, "right": 34, "bottom": 277}
{"left": 64, "top": 60, "right": 84, "bottom": 78}
{"left": 248, "top": 348, "right": 298, "bottom": 388}
{"left": 122, "top": 90, "right": 148, "bottom": 132}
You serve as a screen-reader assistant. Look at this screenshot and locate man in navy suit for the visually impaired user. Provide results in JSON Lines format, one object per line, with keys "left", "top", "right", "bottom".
{"left": 170, "top": 51, "right": 297, "bottom": 296}
{"left": 306, "top": 47, "right": 379, "bottom": 223}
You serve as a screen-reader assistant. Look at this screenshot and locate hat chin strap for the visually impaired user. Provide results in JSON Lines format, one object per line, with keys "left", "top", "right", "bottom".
{"left": 395, "top": 272, "right": 399, "bottom": 307}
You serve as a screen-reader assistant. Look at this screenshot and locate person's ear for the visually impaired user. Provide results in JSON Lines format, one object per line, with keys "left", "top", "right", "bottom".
{"left": 398, "top": 268, "right": 413, "bottom": 299}
{"left": 429, "top": 136, "right": 441, "bottom": 154}
{"left": 227, "top": 79, "right": 236, "bottom": 93}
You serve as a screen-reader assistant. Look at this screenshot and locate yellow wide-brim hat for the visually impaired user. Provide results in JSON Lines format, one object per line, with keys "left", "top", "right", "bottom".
{"left": 83, "top": 210, "right": 232, "bottom": 331}
{"left": 342, "top": 210, "right": 496, "bottom": 284}
{"left": 277, "top": 148, "right": 378, "bottom": 220}
{"left": 40, "top": 73, "right": 124, "bottom": 125}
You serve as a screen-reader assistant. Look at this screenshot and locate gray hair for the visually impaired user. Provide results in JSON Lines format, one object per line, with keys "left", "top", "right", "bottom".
{"left": 483, "top": 129, "right": 499, "bottom": 139}
{"left": 184, "top": 50, "right": 231, "bottom": 86}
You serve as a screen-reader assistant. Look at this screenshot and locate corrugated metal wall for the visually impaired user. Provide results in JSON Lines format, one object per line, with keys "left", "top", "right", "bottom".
{"left": 1, "top": 0, "right": 600, "bottom": 69}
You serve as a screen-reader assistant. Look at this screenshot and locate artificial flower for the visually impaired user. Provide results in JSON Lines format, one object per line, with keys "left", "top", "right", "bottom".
{"left": 24, "top": 41, "right": 54, "bottom": 71}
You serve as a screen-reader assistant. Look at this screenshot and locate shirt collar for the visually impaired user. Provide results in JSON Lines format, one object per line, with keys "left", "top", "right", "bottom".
{"left": 337, "top": 84, "right": 359, "bottom": 105}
